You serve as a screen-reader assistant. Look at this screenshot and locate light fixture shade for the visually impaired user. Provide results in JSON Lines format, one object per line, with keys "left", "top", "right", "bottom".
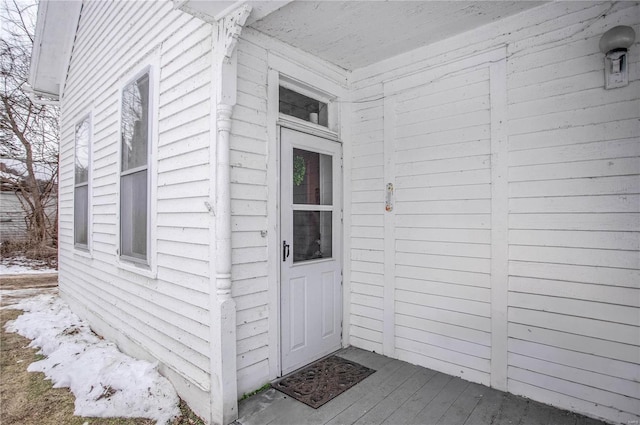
{"left": 599, "top": 25, "right": 636, "bottom": 53}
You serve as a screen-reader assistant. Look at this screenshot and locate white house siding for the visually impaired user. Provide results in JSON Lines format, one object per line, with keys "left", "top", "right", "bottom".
{"left": 348, "top": 2, "right": 639, "bottom": 423}
{"left": 0, "top": 191, "right": 57, "bottom": 243}
{"left": 392, "top": 66, "right": 493, "bottom": 385}
{"left": 59, "top": 1, "right": 214, "bottom": 419}
{"left": 230, "top": 38, "right": 271, "bottom": 396}
{"left": 348, "top": 91, "right": 386, "bottom": 353}
{"left": 230, "top": 33, "right": 350, "bottom": 396}
{"left": 505, "top": 5, "right": 640, "bottom": 423}
{"left": 1, "top": 191, "right": 29, "bottom": 242}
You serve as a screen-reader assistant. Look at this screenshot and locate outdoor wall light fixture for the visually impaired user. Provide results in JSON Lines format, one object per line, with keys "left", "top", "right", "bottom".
{"left": 599, "top": 25, "right": 636, "bottom": 89}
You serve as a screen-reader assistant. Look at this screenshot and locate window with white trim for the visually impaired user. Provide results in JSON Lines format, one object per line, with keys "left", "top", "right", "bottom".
{"left": 74, "top": 116, "right": 90, "bottom": 248}
{"left": 120, "top": 71, "right": 150, "bottom": 262}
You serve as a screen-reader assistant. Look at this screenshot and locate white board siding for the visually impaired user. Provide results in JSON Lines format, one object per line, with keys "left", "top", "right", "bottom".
{"left": 349, "top": 94, "right": 385, "bottom": 353}
{"left": 390, "top": 66, "right": 493, "bottom": 384}
{"left": 58, "top": 2, "right": 214, "bottom": 419}
{"left": 347, "top": 2, "right": 640, "bottom": 423}
{"left": 231, "top": 39, "right": 270, "bottom": 396}
{"left": 0, "top": 191, "right": 56, "bottom": 243}
{"left": 508, "top": 4, "right": 640, "bottom": 422}
{"left": 504, "top": 4, "right": 640, "bottom": 419}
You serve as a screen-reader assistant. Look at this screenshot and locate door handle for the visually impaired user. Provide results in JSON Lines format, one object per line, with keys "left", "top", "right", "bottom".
{"left": 283, "top": 241, "right": 290, "bottom": 261}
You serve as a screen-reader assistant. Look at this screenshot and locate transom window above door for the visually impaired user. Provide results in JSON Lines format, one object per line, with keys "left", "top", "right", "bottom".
{"left": 279, "top": 85, "right": 328, "bottom": 127}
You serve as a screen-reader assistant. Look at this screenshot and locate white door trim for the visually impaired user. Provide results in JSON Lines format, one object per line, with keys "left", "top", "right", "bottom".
{"left": 280, "top": 127, "right": 343, "bottom": 374}
{"left": 265, "top": 54, "right": 348, "bottom": 378}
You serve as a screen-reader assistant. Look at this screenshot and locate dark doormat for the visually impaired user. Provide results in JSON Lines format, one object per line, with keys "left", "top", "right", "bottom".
{"left": 273, "top": 355, "right": 375, "bottom": 409}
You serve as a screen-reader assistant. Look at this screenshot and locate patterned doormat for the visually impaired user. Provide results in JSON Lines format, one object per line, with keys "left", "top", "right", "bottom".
{"left": 273, "top": 355, "right": 375, "bottom": 409}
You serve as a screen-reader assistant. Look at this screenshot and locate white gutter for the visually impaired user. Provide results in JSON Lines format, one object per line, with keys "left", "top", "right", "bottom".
{"left": 28, "top": 0, "right": 82, "bottom": 103}
{"left": 208, "top": 5, "right": 251, "bottom": 425}
{"left": 23, "top": 83, "right": 59, "bottom": 106}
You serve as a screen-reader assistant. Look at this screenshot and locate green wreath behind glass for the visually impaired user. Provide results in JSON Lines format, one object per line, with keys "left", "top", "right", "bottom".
{"left": 293, "top": 155, "right": 306, "bottom": 186}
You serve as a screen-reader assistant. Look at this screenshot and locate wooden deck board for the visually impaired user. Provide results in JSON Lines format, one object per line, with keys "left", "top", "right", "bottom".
{"left": 462, "top": 385, "right": 504, "bottom": 425}
{"left": 381, "top": 372, "right": 453, "bottom": 425}
{"left": 436, "top": 382, "right": 489, "bottom": 424}
{"left": 491, "top": 393, "right": 531, "bottom": 425}
{"left": 353, "top": 367, "right": 438, "bottom": 425}
{"left": 410, "top": 376, "right": 470, "bottom": 424}
{"left": 235, "top": 348, "right": 608, "bottom": 425}
{"left": 324, "top": 362, "right": 420, "bottom": 425}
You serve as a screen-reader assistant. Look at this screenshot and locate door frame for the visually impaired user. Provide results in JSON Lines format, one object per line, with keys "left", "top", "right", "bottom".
{"left": 273, "top": 121, "right": 344, "bottom": 377}
{"left": 279, "top": 126, "right": 343, "bottom": 374}
{"left": 264, "top": 53, "right": 349, "bottom": 378}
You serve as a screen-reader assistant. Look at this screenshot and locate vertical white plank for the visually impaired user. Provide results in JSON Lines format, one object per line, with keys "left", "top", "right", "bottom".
{"left": 266, "top": 65, "right": 280, "bottom": 378}
{"left": 490, "top": 52, "right": 508, "bottom": 391}
{"left": 382, "top": 88, "right": 396, "bottom": 357}
{"left": 341, "top": 79, "right": 353, "bottom": 348}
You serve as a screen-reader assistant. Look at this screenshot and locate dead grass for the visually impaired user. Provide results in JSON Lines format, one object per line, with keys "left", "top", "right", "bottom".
{"left": 1, "top": 275, "right": 204, "bottom": 425}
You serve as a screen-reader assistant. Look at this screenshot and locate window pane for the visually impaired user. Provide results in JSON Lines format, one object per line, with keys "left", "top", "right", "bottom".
{"left": 293, "top": 211, "right": 332, "bottom": 262}
{"left": 75, "top": 118, "right": 90, "bottom": 183}
{"left": 121, "top": 73, "right": 149, "bottom": 171}
{"left": 279, "top": 86, "right": 328, "bottom": 127}
{"left": 120, "top": 170, "right": 147, "bottom": 260}
{"left": 292, "top": 148, "right": 332, "bottom": 205}
{"left": 74, "top": 185, "right": 88, "bottom": 246}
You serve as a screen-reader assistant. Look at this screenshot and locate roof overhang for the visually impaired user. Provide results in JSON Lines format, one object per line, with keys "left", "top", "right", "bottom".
{"left": 28, "top": 0, "right": 82, "bottom": 102}
{"left": 176, "top": 1, "right": 545, "bottom": 71}
{"left": 173, "top": 0, "right": 292, "bottom": 24}
{"left": 249, "top": 1, "right": 546, "bottom": 70}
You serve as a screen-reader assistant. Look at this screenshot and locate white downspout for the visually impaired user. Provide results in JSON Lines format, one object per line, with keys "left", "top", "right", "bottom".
{"left": 209, "top": 5, "right": 251, "bottom": 425}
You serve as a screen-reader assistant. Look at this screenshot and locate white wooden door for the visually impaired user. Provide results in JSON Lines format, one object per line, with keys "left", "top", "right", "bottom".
{"left": 280, "top": 127, "right": 342, "bottom": 375}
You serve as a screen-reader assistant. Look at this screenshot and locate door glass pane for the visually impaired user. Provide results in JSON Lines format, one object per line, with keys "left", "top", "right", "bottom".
{"left": 293, "top": 211, "right": 332, "bottom": 262}
{"left": 293, "top": 148, "right": 332, "bottom": 205}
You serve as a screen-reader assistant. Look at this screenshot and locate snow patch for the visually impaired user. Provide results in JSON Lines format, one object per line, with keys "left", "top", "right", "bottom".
{"left": 4, "top": 294, "right": 180, "bottom": 424}
{"left": 0, "top": 256, "right": 57, "bottom": 275}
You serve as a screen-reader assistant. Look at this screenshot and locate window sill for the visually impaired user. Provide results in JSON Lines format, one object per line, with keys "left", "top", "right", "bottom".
{"left": 73, "top": 247, "right": 93, "bottom": 259}
{"left": 117, "top": 257, "right": 157, "bottom": 280}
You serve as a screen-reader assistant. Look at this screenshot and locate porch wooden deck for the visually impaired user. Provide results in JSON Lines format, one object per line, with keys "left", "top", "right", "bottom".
{"left": 236, "top": 347, "right": 607, "bottom": 425}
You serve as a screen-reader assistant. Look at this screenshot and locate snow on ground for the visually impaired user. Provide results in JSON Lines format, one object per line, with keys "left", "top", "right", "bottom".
{"left": 0, "top": 255, "right": 57, "bottom": 275}
{"left": 0, "top": 287, "right": 58, "bottom": 304}
{"left": 4, "top": 293, "right": 180, "bottom": 424}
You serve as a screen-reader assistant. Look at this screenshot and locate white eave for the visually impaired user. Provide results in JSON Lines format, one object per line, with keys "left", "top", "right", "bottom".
{"left": 175, "top": 1, "right": 545, "bottom": 71}
{"left": 173, "top": 0, "right": 292, "bottom": 24}
{"left": 29, "top": 0, "right": 82, "bottom": 101}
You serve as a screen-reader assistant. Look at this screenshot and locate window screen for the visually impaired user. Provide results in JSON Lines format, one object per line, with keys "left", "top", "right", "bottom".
{"left": 74, "top": 116, "right": 90, "bottom": 247}
{"left": 120, "top": 72, "right": 150, "bottom": 261}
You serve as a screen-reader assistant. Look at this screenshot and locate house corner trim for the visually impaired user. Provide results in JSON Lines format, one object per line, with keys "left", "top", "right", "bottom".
{"left": 209, "top": 5, "right": 252, "bottom": 425}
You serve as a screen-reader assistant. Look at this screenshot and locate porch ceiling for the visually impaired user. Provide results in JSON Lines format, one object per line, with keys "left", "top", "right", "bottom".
{"left": 249, "top": 1, "right": 544, "bottom": 70}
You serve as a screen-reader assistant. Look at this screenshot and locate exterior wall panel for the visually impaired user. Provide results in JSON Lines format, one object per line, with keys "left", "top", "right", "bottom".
{"left": 58, "top": 2, "right": 214, "bottom": 420}
{"left": 349, "top": 2, "right": 640, "bottom": 423}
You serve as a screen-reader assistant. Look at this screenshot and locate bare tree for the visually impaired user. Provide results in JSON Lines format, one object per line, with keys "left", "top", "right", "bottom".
{"left": 0, "top": 0, "right": 58, "bottom": 254}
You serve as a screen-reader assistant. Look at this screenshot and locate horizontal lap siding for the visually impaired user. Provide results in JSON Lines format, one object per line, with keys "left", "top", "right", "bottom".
{"left": 348, "top": 2, "right": 639, "bottom": 423}
{"left": 393, "top": 68, "right": 492, "bottom": 385}
{"left": 59, "top": 1, "right": 213, "bottom": 407}
{"left": 0, "top": 192, "right": 55, "bottom": 242}
{"left": 349, "top": 91, "right": 385, "bottom": 353}
{"left": 231, "top": 39, "right": 270, "bottom": 396}
{"left": 506, "top": 5, "right": 640, "bottom": 422}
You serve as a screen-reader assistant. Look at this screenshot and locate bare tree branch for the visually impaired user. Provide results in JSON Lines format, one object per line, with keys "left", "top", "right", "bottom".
{"left": 1, "top": 0, "right": 59, "bottom": 254}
